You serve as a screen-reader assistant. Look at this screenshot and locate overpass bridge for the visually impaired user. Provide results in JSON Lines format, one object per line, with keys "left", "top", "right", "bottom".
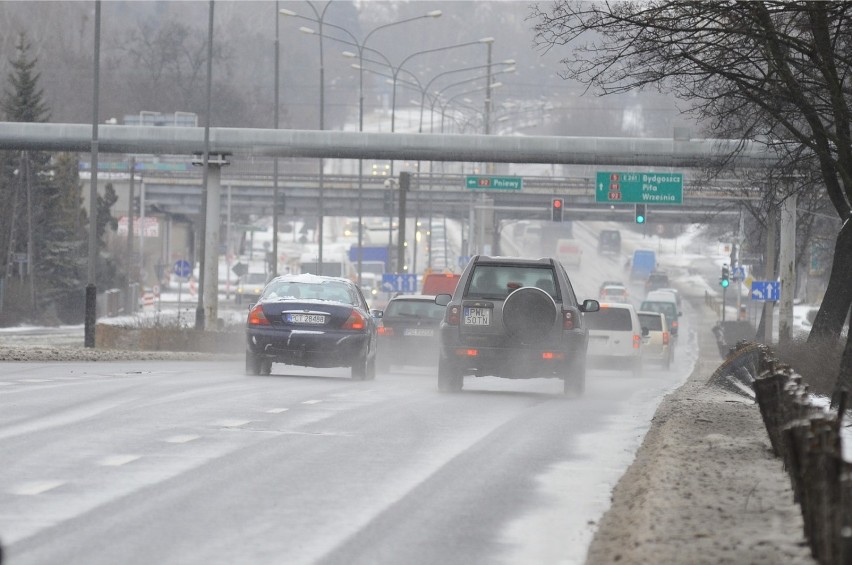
{"left": 117, "top": 170, "right": 750, "bottom": 224}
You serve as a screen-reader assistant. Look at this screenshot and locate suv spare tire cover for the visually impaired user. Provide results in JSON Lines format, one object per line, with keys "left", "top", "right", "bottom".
{"left": 502, "top": 287, "right": 558, "bottom": 343}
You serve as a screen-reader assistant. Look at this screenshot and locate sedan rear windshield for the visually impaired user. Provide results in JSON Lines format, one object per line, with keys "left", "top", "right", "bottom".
{"left": 385, "top": 300, "right": 446, "bottom": 320}
{"left": 465, "top": 265, "right": 559, "bottom": 300}
{"left": 585, "top": 308, "right": 633, "bottom": 331}
{"left": 638, "top": 313, "right": 664, "bottom": 331}
{"left": 261, "top": 280, "right": 358, "bottom": 305}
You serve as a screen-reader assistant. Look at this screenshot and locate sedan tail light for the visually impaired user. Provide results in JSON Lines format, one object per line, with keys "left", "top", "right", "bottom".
{"left": 447, "top": 305, "right": 461, "bottom": 326}
{"left": 342, "top": 310, "right": 366, "bottom": 330}
{"left": 248, "top": 304, "right": 271, "bottom": 326}
{"left": 378, "top": 325, "right": 394, "bottom": 336}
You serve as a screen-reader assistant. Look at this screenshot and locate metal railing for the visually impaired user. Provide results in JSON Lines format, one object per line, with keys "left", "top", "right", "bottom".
{"left": 710, "top": 341, "right": 852, "bottom": 564}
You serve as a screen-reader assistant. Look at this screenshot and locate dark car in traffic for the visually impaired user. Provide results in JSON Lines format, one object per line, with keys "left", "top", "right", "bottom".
{"left": 644, "top": 270, "right": 670, "bottom": 294}
{"left": 377, "top": 294, "right": 446, "bottom": 372}
{"left": 245, "top": 274, "right": 378, "bottom": 380}
{"left": 597, "top": 229, "right": 621, "bottom": 255}
{"left": 435, "top": 255, "right": 600, "bottom": 394}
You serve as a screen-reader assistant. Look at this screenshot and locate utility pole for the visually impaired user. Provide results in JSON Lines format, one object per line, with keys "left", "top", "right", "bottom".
{"left": 763, "top": 203, "right": 778, "bottom": 344}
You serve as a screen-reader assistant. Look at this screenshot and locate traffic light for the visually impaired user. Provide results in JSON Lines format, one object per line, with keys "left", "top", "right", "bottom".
{"left": 551, "top": 198, "right": 564, "bottom": 222}
{"left": 634, "top": 204, "right": 647, "bottom": 224}
{"left": 720, "top": 264, "right": 730, "bottom": 288}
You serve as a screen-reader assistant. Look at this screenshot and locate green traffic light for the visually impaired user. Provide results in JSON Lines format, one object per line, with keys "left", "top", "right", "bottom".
{"left": 720, "top": 279, "right": 729, "bottom": 288}
{"left": 636, "top": 215, "right": 645, "bottom": 224}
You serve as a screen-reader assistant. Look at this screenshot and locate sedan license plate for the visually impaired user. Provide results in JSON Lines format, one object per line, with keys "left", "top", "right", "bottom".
{"left": 463, "top": 307, "right": 490, "bottom": 326}
{"left": 286, "top": 313, "right": 326, "bottom": 325}
{"left": 403, "top": 328, "right": 434, "bottom": 337}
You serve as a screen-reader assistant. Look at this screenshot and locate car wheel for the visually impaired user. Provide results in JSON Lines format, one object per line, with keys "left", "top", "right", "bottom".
{"left": 564, "top": 355, "right": 585, "bottom": 395}
{"left": 366, "top": 354, "right": 377, "bottom": 381}
{"left": 351, "top": 353, "right": 368, "bottom": 381}
{"left": 260, "top": 359, "right": 273, "bottom": 376}
{"left": 245, "top": 350, "right": 261, "bottom": 376}
{"left": 438, "top": 356, "right": 463, "bottom": 393}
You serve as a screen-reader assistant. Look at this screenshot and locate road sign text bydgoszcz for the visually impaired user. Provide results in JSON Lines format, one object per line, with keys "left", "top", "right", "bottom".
{"left": 465, "top": 176, "right": 523, "bottom": 191}
{"left": 596, "top": 172, "right": 683, "bottom": 204}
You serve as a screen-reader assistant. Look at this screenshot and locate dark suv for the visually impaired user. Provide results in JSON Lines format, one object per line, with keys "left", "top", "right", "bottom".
{"left": 435, "top": 256, "right": 600, "bottom": 394}
{"left": 597, "top": 230, "right": 621, "bottom": 255}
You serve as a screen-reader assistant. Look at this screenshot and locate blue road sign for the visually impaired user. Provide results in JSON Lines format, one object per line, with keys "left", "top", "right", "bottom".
{"left": 174, "top": 259, "right": 192, "bottom": 278}
{"left": 751, "top": 280, "right": 780, "bottom": 302}
{"left": 732, "top": 266, "right": 746, "bottom": 281}
{"left": 381, "top": 273, "right": 418, "bottom": 293}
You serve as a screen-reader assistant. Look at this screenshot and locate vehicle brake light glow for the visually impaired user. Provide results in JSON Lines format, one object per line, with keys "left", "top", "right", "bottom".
{"left": 563, "top": 310, "right": 574, "bottom": 330}
{"left": 248, "top": 305, "right": 271, "bottom": 326}
{"left": 663, "top": 331, "right": 670, "bottom": 345}
{"left": 542, "top": 352, "right": 565, "bottom": 360}
{"left": 456, "top": 348, "right": 478, "bottom": 357}
{"left": 447, "top": 305, "right": 461, "bottom": 326}
{"left": 343, "top": 311, "right": 366, "bottom": 330}
{"left": 378, "top": 326, "right": 394, "bottom": 336}
{"left": 633, "top": 334, "right": 641, "bottom": 349}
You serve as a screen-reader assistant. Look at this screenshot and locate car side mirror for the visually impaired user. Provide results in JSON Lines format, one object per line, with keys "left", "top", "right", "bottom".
{"left": 581, "top": 299, "right": 600, "bottom": 312}
{"left": 642, "top": 327, "right": 650, "bottom": 337}
{"left": 435, "top": 294, "right": 452, "bottom": 306}
{"left": 371, "top": 309, "right": 383, "bottom": 318}
{"left": 248, "top": 303, "right": 255, "bottom": 310}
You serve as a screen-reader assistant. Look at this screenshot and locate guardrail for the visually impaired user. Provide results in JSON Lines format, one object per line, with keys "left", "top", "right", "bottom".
{"left": 711, "top": 341, "right": 852, "bottom": 564}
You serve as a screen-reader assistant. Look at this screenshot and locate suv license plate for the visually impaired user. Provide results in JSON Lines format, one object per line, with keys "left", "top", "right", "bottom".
{"left": 286, "top": 313, "right": 326, "bottom": 325}
{"left": 463, "top": 307, "right": 490, "bottom": 326}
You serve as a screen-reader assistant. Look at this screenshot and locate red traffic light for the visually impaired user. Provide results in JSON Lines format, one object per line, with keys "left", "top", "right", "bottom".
{"left": 552, "top": 199, "right": 562, "bottom": 208}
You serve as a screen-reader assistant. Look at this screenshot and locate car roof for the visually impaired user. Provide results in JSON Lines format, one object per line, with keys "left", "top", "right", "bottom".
{"left": 602, "top": 285, "right": 627, "bottom": 291}
{"left": 388, "top": 294, "right": 438, "bottom": 303}
{"left": 599, "top": 302, "right": 636, "bottom": 311}
{"left": 638, "top": 310, "right": 665, "bottom": 318}
{"left": 473, "top": 255, "right": 554, "bottom": 266}
{"left": 269, "top": 273, "right": 353, "bottom": 285}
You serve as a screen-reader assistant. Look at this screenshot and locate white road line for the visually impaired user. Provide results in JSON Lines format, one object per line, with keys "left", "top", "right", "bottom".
{"left": 266, "top": 408, "right": 289, "bottom": 414}
{"left": 164, "top": 434, "right": 200, "bottom": 444}
{"left": 302, "top": 400, "right": 322, "bottom": 405}
{"left": 0, "top": 382, "right": 13, "bottom": 386}
{"left": 213, "top": 419, "right": 251, "bottom": 428}
{"left": 21, "top": 379, "right": 52, "bottom": 383}
{"left": 9, "top": 481, "right": 64, "bottom": 495}
{"left": 98, "top": 455, "right": 141, "bottom": 467}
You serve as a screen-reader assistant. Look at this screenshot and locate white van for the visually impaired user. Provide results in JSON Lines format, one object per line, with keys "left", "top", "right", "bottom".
{"left": 641, "top": 290, "right": 681, "bottom": 336}
{"left": 585, "top": 302, "right": 644, "bottom": 376}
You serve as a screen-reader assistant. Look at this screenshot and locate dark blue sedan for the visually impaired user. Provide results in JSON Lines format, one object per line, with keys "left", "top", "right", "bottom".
{"left": 245, "top": 274, "right": 378, "bottom": 380}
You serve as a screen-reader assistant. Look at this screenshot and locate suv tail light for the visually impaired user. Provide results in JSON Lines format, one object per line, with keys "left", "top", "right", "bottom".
{"left": 633, "top": 334, "right": 641, "bottom": 349}
{"left": 248, "top": 304, "right": 271, "bottom": 326}
{"left": 663, "top": 331, "right": 670, "bottom": 345}
{"left": 447, "top": 305, "right": 461, "bottom": 326}
{"left": 671, "top": 320, "right": 679, "bottom": 334}
{"left": 563, "top": 310, "right": 574, "bottom": 330}
{"left": 342, "top": 310, "right": 366, "bottom": 330}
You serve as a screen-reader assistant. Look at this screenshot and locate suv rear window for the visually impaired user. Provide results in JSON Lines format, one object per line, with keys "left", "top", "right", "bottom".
{"left": 465, "top": 265, "right": 558, "bottom": 300}
{"left": 639, "top": 313, "right": 663, "bottom": 331}
{"left": 641, "top": 301, "right": 677, "bottom": 319}
{"left": 585, "top": 308, "right": 633, "bottom": 330}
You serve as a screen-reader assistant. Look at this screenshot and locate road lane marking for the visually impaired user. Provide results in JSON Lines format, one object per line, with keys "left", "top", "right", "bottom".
{"left": 266, "top": 408, "right": 289, "bottom": 414}
{"left": 302, "top": 400, "right": 322, "bottom": 405}
{"left": 164, "top": 434, "right": 200, "bottom": 444}
{"left": 9, "top": 481, "right": 64, "bottom": 495}
{"left": 213, "top": 419, "right": 250, "bottom": 428}
{"left": 21, "top": 379, "right": 52, "bottom": 383}
{"left": 99, "top": 455, "right": 141, "bottom": 467}
{"left": 0, "top": 382, "right": 13, "bottom": 386}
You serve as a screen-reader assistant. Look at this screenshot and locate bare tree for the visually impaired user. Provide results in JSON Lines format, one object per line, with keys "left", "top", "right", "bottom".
{"left": 532, "top": 1, "right": 852, "bottom": 402}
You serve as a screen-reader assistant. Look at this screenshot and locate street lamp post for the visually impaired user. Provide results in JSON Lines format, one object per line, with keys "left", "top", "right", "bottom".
{"left": 281, "top": 8, "right": 441, "bottom": 285}
{"left": 272, "top": 0, "right": 281, "bottom": 277}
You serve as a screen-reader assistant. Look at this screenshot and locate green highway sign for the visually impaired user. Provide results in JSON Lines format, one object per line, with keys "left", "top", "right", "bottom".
{"left": 466, "top": 176, "right": 523, "bottom": 191}
{"left": 596, "top": 172, "right": 683, "bottom": 205}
